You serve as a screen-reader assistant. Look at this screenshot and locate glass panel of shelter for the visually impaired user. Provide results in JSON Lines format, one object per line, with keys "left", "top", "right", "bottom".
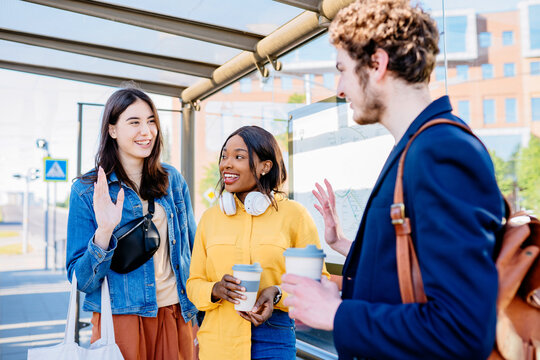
{"left": 192, "top": 0, "right": 540, "bottom": 355}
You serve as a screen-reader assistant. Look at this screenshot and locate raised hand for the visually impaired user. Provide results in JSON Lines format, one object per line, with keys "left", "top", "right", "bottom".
{"left": 312, "top": 179, "right": 350, "bottom": 255}
{"left": 211, "top": 274, "right": 246, "bottom": 304}
{"left": 93, "top": 166, "right": 124, "bottom": 249}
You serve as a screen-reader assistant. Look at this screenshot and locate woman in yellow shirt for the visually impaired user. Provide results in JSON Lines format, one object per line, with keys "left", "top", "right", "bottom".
{"left": 187, "top": 125, "right": 328, "bottom": 360}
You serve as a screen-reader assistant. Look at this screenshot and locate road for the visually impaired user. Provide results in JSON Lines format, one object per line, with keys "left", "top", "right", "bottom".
{"left": 1, "top": 202, "right": 68, "bottom": 270}
{"left": 2, "top": 203, "right": 68, "bottom": 243}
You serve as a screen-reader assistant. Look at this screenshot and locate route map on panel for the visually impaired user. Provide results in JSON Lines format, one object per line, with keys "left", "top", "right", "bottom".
{"left": 290, "top": 100, "right": 394, "bottom": 264}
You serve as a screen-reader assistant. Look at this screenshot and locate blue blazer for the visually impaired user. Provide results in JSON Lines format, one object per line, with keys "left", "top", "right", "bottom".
{"left": 333, "top": 97, "right": 505, "bottom": 359}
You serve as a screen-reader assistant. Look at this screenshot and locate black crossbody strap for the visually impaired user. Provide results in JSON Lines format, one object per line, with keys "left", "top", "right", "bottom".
{"left": 147, "top": 198, "right": 155, "bottom": 218}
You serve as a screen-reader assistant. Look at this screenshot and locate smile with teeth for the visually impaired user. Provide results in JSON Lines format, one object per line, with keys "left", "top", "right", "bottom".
{"left": 135, "top": 139, "right": 151, "bottom": 146}
{"left": 223, "top": 172, "right": 239, "bottom": 184}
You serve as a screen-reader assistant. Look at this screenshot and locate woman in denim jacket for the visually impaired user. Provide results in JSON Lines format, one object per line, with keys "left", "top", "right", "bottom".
{"left": 66, "top": 87, "right": 197, "bottom": 360}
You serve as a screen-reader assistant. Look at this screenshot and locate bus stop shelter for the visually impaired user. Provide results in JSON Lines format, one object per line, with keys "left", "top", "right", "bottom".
{"left": 0, "top": 0, "right": 355, "bottom": 196}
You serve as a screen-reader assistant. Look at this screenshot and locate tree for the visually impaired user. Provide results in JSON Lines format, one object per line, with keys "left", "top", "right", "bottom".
{"left": 516, "top": 135, "right": 540, "bottom": 214}
{"left": 489, "top": 150, "right": 514, "bottom": 197}
{"left": 288, "top": 93, "right": 306, "bottom": 104}
{"left": 198, "top": 162, "right": 220, "bottom": 209}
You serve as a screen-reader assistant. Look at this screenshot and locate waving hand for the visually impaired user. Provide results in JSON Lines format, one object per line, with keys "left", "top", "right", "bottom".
{"left": 93, "top": 166, "right": 124, "bottom": 249}
{"left": 312, "top": 179, "right": 352, "bottom": 256}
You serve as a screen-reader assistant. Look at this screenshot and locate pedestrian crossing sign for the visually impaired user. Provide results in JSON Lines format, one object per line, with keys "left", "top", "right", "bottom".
{"left": 44, "top": 158, "right": 68, "bottom": 182}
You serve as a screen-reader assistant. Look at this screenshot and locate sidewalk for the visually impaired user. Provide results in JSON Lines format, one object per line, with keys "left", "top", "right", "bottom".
{"left": 0, "top": 225, "right": 92, "bottom": 360}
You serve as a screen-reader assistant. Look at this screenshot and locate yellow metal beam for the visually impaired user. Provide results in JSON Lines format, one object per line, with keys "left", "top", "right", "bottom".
{"left": 182, "top": 0, "right": 355, "bottom": 103}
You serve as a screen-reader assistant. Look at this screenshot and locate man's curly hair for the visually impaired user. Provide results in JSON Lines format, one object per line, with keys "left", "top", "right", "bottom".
{"left": 329, "top": 0, "right": 439, "bottom": 84}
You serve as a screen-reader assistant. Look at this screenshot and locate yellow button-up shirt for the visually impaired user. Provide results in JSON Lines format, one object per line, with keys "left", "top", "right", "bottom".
{"left": 187, "top": 194, "right": 329, "bottom": 360}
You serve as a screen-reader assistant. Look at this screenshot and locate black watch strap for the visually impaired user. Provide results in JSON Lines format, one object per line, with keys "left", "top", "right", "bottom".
{"left": 273, "top": 285, "right": 282, "bottom": 305}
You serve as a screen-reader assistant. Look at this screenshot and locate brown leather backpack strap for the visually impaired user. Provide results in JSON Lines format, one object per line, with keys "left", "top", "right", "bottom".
{"left": 393, "top": 119, "right": 475, "bottom": 304}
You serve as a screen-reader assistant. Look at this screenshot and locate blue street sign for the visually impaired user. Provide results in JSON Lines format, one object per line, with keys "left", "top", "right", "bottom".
{"left": 44, "top": 158, "right": 68, "bottom": 182}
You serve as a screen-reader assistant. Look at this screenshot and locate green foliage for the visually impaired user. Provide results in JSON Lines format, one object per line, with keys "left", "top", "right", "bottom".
{"left": 198, "top": 162, "right": 220, "bottom": 209}
{"left": 56, "top": 196, "right": 70, "bottom": 208}
{"left": 516, "top": 136, "right": 540, "bottom": 214}
{"left": 274, "top": 132, "right": 289, "bottom": 151}
{"left": 489, "top": 150, "right": 515, "bottom": 197}
{"left": 288, "top": 93, "right": 306, "bottom": 104}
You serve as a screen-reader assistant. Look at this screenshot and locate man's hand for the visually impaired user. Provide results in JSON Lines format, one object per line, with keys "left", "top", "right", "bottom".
{"left": 281, "top": 274, "right": 342, "bottom": 331}
{"left": 238, "top": 286, "right": 278, "bottom": 326}
{"left": 211, "top": 274, "right": 246, "bottom": 304}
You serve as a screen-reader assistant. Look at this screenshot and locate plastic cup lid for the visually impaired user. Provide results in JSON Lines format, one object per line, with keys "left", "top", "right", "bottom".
{"left": 232, "top": 262, "right": 263, "bottom": 272}
{"left": 283, "top": 244, "right": 326, "bottom": 258}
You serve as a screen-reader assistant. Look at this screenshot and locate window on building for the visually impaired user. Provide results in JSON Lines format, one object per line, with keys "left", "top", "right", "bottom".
{"left": 262, "top": 76, "right": 273, "bottom": 92}
{"left": 483, "top": 99, "right": 496, "bottom": 124}
{"left": 504, "top": 63, "right": 516, "bottom": 77}
{"left": 529, "top": 4, "right": 540, "bottom": 50}
{"left": 482, "top": 64, "right": 494, "bottom": 79}
{"left": 531, "top": 61, "right": 540, "bottom": 75}
{"left": 240, "top": 78, "right": 252, "bottom": 93}
{"left": 502, "top": 31, "right": 514, "bottom": 46}
{"left": 435, "top": 66, "right": 445, "bottom": 81}
{"left": 281, "top": 76, "right": 293, "bottom": 90}
{"left": 456, "top": 65, "right": 469, "bottom": 80}
{"left": 323, "top": 73, "right": 335, "bottom": 89}
{"left": 505, "top": 98, "right": 517, "bottom": 123}
{"left": 533, "top": 97, "right": 540, "bottom": 121}
{"left": 458, "top": 100, "right": 470, "bottom": 123}
{"left": 435, "top": 15, "right": 468, "bottom": 53}
{"left": 221, "top": 85, "right": 232, "bottom": 94}
{"left": 479, "top": 32, "right": 492, "bottom": 47}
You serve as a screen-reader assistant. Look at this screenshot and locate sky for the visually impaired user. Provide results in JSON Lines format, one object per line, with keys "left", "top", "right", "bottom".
{"left": 0, "top": 0, "right": 530, "bottom": 205}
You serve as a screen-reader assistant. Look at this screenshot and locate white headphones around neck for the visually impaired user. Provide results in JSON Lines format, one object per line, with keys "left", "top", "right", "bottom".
{"left": 219, "top": 191, "right": 271, "bottom": 216}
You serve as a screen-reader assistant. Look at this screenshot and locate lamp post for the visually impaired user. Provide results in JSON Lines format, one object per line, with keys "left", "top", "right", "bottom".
{"left": 36, "top": 138, "right": 51, "bottom": 270}
{"left": 12, "top": 169, "right": 40, "bottom": 254}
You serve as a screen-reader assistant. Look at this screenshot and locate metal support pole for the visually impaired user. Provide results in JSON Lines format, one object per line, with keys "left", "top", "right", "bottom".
{"left": 22, "top": 176, "right": 29, "bottom": 254}
{"left": 75, "top": 102, "right": 83, "bottom": 344}
{"left": 77, "top": 103, "right": 83, "bottom": 177}
{"left": 74, "top": 292, "right": 80, "bottom": 344}
{"left": 304, "top": 74, "right": 312, "bottom": 105}
{"left": 44, "top": 181, "right": 49, "bottom": 270}
{"left": 442, "top": 0, "right": 448, "bottom": 95}
{"left": 180, "top": 102, "right": 195, "bottom": 197}
{"left": 53, "top": 182, "right": 57, "bottom": 270}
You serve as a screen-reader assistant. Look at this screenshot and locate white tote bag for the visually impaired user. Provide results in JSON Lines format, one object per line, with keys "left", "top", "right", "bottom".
{"left": 28, "top": 273, "right": 124, "bottom": 360}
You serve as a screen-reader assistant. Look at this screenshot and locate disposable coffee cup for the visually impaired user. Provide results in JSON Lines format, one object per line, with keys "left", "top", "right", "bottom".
{"left": 283, "top": 245, "right": 326, "bottom": 281}
{"left": 232, "top": 263, "right": 263, "bottom": 312}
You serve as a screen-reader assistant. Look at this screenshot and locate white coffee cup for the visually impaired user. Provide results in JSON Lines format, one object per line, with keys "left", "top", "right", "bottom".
{"left": 283, "top": 245, "right": 326, "bottom": 281}
{"left": 232, "top": 263, "right": 263, "bottom": 312}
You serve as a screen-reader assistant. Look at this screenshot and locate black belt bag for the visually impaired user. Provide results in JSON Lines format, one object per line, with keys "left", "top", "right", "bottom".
{"left": 110, "top": 198, "right": 160, "bottom": 274}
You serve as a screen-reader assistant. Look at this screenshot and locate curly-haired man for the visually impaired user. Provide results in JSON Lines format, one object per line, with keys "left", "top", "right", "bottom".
{"left": 282, "top": 0, "right": 505, "bottom": 358}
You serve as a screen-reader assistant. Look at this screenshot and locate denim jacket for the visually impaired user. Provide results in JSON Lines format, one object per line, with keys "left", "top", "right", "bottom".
{"left": 66, "top": 163, "right": 197, "bottom": 322}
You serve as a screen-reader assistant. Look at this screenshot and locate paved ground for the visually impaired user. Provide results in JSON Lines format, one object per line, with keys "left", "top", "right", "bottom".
{"left": 0, "top": 219, "right": 337, "bottom": 360}
{"left": 0, "top": 223, "right": 92, "bottom": 360}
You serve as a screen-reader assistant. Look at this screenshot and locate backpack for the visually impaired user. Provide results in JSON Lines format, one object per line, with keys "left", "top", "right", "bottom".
{"left": 391, "top": 119, "right": 540, "bottom": 359}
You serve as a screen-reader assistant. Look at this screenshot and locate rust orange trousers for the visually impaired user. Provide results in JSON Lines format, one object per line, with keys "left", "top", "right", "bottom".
{"left": 91, "top": 304, "right": 197, "bottom": 360}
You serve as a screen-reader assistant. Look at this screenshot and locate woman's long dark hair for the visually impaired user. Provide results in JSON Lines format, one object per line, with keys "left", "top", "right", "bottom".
{"left": 217, "top": 125, "right": 287, "bottom": 209}
{"left": 82, "top": 87, "right": 168, "bottom": 199}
